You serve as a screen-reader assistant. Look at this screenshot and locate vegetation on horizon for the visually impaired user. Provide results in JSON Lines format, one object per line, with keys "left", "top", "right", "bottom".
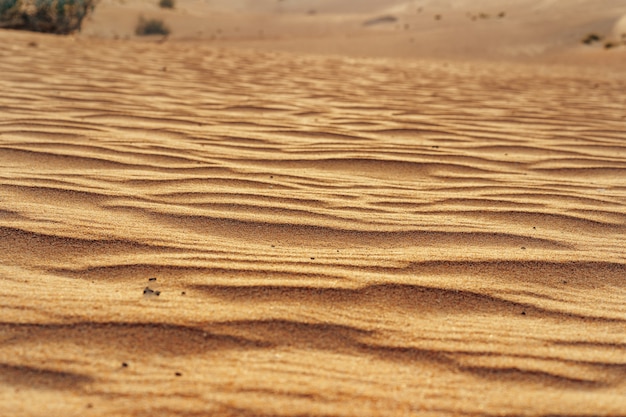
{"left": 0, "top": 0, "right": 97, "bottom": 34}
{"left": 581, "top": 33, "right": 602, "bottom": 45}
{"left": 604, "top": 41, "right": 617, "bottom": 49}
{"left": 135, "top": 15, "right": 169, "bottom": 36}
{"left": 158, "top": 0, "right": 174, "bottom": 9}
{"left": 581, "top": 32, "right": 624, "bottom": 50}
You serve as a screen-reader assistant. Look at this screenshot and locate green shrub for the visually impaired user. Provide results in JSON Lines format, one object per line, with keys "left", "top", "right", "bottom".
{"left": 0, "top": 0, "right": 97, "bottom": 34}
{"left": 158, "top": 0, "right": 173, "bottom": 9}
{"left": 0, "top": 0, "right": 19, "bottom": 15}
{"left": 135, "top": 15, "right": 169, "bottom": 36}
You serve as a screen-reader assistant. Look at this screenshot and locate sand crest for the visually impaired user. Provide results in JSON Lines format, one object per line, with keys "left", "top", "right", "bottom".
{"left": 0, "top": 23, "right": 625, "bottom": 417}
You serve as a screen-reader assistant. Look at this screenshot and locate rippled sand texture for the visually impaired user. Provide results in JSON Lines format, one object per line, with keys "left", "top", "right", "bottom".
{"left": 1, "top": 32, "right": 626, "bottom": 416}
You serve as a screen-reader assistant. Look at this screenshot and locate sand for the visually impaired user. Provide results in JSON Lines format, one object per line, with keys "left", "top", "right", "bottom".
{"left": 80, "top": 0, "right": 626, "bottom": 63}
{"left": 1, "top": 1, "right": 626, "bottom": 416}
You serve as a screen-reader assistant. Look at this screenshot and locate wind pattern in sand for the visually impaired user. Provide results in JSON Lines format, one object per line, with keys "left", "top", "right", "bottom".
{"left": 1, "top": 33, "right": 625, "bottom": 416}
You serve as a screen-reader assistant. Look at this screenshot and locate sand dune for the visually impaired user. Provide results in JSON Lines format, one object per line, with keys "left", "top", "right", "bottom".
{"left": 1, "top": 28, "right": 626, "bottom": 416}
{"left": 81, "top": 0, "right": 626, "bottom": 64}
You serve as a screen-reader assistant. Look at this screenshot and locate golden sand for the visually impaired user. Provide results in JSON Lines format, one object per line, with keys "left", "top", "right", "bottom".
{"left": 0, "top": 20, "right": 625, "bottom": 417}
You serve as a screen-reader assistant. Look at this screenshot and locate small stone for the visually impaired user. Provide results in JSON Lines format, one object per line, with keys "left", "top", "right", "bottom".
{"left": 143, "top": 287, "right": 161, "bottom": 297}
{"left": 175, "top": 372, "right": 182, "bottom": 377}
{"left": 122, "top": 362, "right": 128, "bottom": 368}
{"left": 148, "top": 277, "right": 157, "bottom": 282}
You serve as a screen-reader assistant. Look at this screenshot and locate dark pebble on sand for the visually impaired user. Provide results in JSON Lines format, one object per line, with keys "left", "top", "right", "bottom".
{"left": 143, "top": 287, "right": 161, "bottom": 296}
{"left": 149, "top": 277, "right": 157, "bottom": 281}
{"left": 175, "top": 372, "right": 182, "bottom": 377}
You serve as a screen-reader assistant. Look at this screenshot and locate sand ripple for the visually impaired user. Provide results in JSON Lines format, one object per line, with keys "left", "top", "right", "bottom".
{"left": 0, "top": 31, "right": 625, "bottom": 416}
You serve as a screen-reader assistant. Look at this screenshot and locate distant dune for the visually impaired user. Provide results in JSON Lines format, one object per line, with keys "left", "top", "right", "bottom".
{"left": 1, "top": 2, "right": 626, "bottom": 416}
{"left": 78, "top": 0, "right": 626, "bottom": 63}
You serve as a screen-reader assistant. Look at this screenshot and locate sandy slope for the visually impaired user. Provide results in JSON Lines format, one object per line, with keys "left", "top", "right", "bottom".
{"left": 1, "top": 28, "right": 626, "bottom": 416}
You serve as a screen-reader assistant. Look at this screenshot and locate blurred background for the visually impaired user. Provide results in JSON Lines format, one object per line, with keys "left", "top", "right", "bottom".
{"left": 72, "top": 0, "right": 626, "bottom": 62}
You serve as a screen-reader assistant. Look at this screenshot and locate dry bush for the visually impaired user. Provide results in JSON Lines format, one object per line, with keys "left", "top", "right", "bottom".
{"left": 581, "top": 33, "right": 602, "bottom": 45}
{"left": 135, "top": 15, "right": 169, "bottom": 36}
{"left": 158, "top": 0, "right": 173, "bottom": 9}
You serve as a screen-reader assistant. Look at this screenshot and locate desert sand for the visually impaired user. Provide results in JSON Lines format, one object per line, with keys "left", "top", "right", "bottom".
{"left": 1, "top": 1, "right": 626, "bottom": 416}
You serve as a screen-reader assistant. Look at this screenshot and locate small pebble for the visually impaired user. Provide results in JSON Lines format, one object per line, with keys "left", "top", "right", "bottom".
{"left": 148, "top": 277, "right": 157, "bottom": 282}
{"left": 143, "top": 287, "right": 161, "bottom": 297}
{"left": 122, "top": 362, "right": 128, "bottom": 368}
{"left": 175, "top": 372, "right": 182, "bottom": 377}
